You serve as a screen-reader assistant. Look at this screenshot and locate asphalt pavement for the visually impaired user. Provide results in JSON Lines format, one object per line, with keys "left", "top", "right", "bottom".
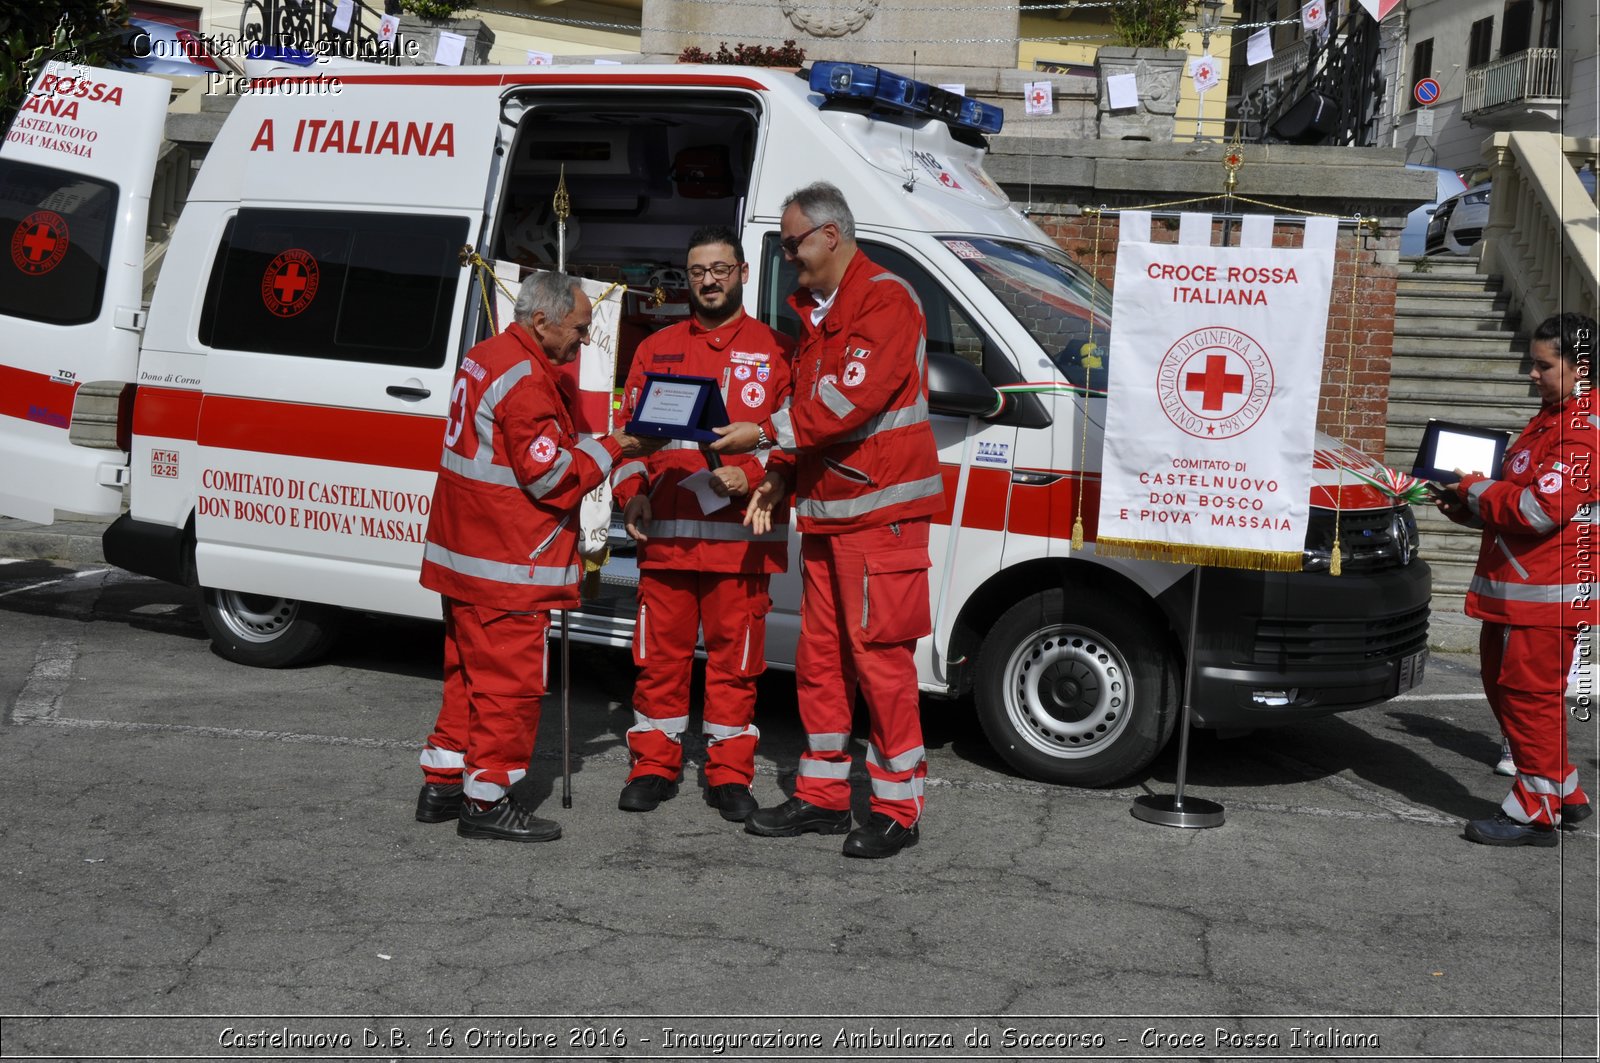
{"left": 1, "top": 517, "right": 1596, "bottom": 1063}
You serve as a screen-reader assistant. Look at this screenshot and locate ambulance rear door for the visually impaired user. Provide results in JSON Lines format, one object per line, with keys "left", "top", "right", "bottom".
{"left": 176, "top": 77, "right": 504, "bottom": 621}
{"left": 0, "top": 63, "right": 171, "bottom": 523}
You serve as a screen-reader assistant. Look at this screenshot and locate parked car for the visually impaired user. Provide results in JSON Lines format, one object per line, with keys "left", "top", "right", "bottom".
{"left": 113, "top": 17, "right": 220, "bottom": 76}
{"left": 1426, "top": 167, "right": 1595, "bottom": 257}
{"left": 1399, "top": 164, "right": 1467, "bottom": 256}
{"left": 1426, "top": 182, "right": 1490, "bottom": 256}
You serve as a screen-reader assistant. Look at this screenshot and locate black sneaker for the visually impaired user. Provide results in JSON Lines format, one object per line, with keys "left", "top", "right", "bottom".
{"left": 744, "top": 797, "right": 851, "bottom": 837}
{"left": 618, "top": 774, "right": 678, "bottom": 812}
{"left": 457, "top": 796, "right": 561, "bottom": 842}
{"left": 1562, "top": 801, "right": 1593, "bottom": 831}
{"left": 842, "top": 812, "right": 920, "bottom": 859}
{"left": 415, "top": 782, "right": 463, "bottom": 823}
{"left": 1464, "top": 812, "right": 1557, "bottom": 848}
{"left": 706, "top": 783, "right": 758, "bottom": 822}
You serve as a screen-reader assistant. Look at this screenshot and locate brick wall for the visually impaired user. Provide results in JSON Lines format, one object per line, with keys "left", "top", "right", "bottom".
{"left": 1026, "top": 208, "right": 1401, "bottom": 457}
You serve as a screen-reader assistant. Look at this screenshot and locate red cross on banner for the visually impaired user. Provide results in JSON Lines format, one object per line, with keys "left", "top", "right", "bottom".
{"left": 1185, "top": 353, "right": 1245, "bottom": 411}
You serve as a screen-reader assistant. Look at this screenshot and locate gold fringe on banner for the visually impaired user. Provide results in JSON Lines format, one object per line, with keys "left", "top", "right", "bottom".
{"left": 1094, "top": 538, "right": 1305, "bottom": 573}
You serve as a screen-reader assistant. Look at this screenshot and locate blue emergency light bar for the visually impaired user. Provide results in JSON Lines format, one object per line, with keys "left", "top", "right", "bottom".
{"left": 809, "top": 62, "right": 1004, "bottom": 136}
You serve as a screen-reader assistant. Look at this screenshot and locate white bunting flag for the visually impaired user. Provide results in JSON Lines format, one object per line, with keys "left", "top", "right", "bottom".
{"left": 434, "top": 30, "right": 466, "bottom": 66}
{"left": 527, "top": 50, "right": 553, "bottom": 65}
{"left": 1246, "top": 28, "right": 1274, "bottom": 67}
{"left": 332, "top": 0, "right": 354, "bottom": 33}
{"left": 378, "top": 13, "right": 400, "bottom": 50}
{"left": 1301, "top": 1, "right": 1327, "bottom": 32}
{"left": 1190, "top": 54, "right": 1220, "bottom": 94}
{"left": 1094, "top": 213, "right": 1337, "bottom": 570}
{"left": 1024, "top": 80, "right": 1054, "bottom": 116}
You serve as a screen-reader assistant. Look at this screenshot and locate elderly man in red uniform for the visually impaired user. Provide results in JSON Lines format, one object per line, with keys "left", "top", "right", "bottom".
{"left": 714, "top": 182, "right": 944, "bottom": 859}
{"left": 610, "top": 225, "right": 794, "bottom": 820}
{"left": 415, "top": 270, "right": 659, "bottom": 842}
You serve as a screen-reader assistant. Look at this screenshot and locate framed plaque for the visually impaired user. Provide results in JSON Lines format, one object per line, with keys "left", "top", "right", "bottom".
{"left": 625, "top": 373, "right": 729, "bottom": 443}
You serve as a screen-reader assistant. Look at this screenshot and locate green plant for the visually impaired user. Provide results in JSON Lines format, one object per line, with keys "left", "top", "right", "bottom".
{"left": 402, "top": 0, "right": 469, "bottom": 21}
{"left": 677, "top": 39, "right": 806, "bottom": 67}
{"left": 1, "top": 0, "right": 129, "bottom": 135}
{"left": 1108, "top": 0, "right": 1199, "bottom": 49}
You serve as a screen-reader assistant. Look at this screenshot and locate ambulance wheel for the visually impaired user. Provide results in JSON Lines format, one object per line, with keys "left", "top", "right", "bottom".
{"left": 200, "top": 587, "right": 341, "bottom": 668}
{"left": 975, "top": 587, "right": 1178, "bottom": 787}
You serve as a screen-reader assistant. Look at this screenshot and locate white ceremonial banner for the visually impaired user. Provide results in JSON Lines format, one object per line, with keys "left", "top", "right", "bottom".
{"left": 1095, "top": 214, "right": 1337, "bottom": 570}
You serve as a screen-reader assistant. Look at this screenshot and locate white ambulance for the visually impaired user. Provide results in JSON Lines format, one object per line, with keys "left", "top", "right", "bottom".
{"left": 0, "top": 58, "right": 1430, "bottom": 786}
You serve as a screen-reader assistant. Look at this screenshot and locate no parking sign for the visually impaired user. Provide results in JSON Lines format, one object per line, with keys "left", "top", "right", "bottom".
{"left": 1414, "top": 77, "right": 1440, "bottom": 106}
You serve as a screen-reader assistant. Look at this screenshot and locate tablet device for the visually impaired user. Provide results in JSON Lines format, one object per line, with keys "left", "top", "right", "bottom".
{"left": 1412, "top": 419, "right": 1510, "bottom": 484}
{"left": 624, "top": 373, "right": 729, "bottom": 444}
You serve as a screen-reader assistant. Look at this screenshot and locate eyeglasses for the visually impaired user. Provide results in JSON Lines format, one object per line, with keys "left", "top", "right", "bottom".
{"left": 779, "top": 224, "right": 826, "bottom": 257}
{"left": 686, "top": 262, "right": 740, "bottom": 280}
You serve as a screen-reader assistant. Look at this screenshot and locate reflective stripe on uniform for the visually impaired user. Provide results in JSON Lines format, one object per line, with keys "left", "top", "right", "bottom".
{"left": 527, "top": 448, "right": 575, "bottom": 500}
{"left": 420, "top": 746, "right": 465, "bottom": 770}
{"left": 423, "top": 542, "right": 577, "bottom": 587}
{"left": 798, "top": 758, "right": 852, "bottom": 779}
{"left": 647, "top": 518, "right": 788, "bottom": 543}
{"left": 807, "top": 732, "right": 851, "bottom": 752}
{"left": 834, "top": 398, "right": 930, "bottom": 444}
{"left": 630, "top": 711, "right": 689, "bottom": 738}
{"left": 576, "top": 435, "right": 615, "bottom": 478}
{"left": 612, "top": 459, "right": 648, "bottom": 488}
{"left": 705, "top": 721, "right": 760, "bottom": 744}
{"left": 819, "top": 376, "right": 856, "bottom": 419}
{"left": 796, "top": 475, "right": 944, "bottom": 521}
{"left": 867, "top": 743, "right": 926, "bottom": 773}
{"left": 1469, "top": 574, "right": 1586, "bottom": 604}
{"left": 771, "top": 406, "right": 796, "bottom": 450}
{"left": 1518, "top": 486, "right": 1556, "bottom": 533}
{"left": 870, "top": 776, "right": 925, "bottom": 800}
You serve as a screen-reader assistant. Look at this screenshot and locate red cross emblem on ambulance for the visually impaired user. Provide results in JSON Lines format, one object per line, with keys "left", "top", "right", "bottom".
{"left": 11, "top": 211, "right": 69, "bottom": 276}
{"left": 260, "top": 249, "right": 320, "bottom": 318}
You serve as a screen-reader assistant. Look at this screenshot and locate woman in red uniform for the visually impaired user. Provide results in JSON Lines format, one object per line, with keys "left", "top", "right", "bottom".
{"left": 1436, "top": 312, "right": 1597, "bottom": 846}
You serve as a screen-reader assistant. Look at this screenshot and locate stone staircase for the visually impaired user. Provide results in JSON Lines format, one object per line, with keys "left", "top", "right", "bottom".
{"left": 1384, "top": 254, "right": 1534, "bottom": 611}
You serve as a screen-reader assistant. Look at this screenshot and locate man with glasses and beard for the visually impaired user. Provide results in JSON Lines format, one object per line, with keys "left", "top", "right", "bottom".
{"left": 610, "top": 225, "right": 794, "bottom": 821}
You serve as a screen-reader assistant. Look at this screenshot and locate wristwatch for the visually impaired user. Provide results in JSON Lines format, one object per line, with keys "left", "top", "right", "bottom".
{"left": 755, "top": 426, "right": 774, "bottom": 450}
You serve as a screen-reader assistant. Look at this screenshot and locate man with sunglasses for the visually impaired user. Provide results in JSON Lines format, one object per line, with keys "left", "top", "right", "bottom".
{"left": 610, "top": 226, "right": 794, "bottom": 821}
{"left": 416, "top": 271, "right": 661, "bottom": 842}
{"left": 713, "top": 183, "right": 943, "bottom": 858}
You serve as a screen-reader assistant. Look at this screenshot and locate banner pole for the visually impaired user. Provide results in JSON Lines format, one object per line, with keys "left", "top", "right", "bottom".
{"left": 1132, "top": 567, "right": 1225, "bottom": 829}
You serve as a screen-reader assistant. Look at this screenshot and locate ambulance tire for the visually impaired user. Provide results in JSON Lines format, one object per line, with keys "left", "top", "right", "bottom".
{"left": 975, "top": 588, "right": 1178, "bottom": 787}
{"left": 200, "top": 587, "right": 342, "bottom": 668}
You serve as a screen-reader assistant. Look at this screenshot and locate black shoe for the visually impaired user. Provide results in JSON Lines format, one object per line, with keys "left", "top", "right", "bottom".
{"left": 618, "top": 774, "right": 678, "bottom": 812}
{"left": 415, "top": 782, "right": 463, "bottom": 823}
{"left": 744, "top": 797, "right": 851, "bottom": 837}
{"left": 842, "top": 812, "right": 920, "bottom": 859}
{"left": 457, "top": 796, "right": 561, "bottom": 842}
{"left": 1464, "top": 812, "right": 1557, "bottom": 848}
{"left": 706, "top": 783, "right": 758, "bottom": 823}
{"left": 1562, "top": 801, "right": 1593, "bottom": 830}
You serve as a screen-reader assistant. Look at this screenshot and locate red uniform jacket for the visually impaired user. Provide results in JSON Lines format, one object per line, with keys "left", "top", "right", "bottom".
{"left": 613, "top": 312, "right": 793, "bottom": 573}
{"left": 421, "top": 325, "right": 622, "bottom": 611}
{"left": 762, "top": 249, "right": 944, "bottom": 535}
{"left": 1451, "top": 393, "right": 1600, "bottom": 627}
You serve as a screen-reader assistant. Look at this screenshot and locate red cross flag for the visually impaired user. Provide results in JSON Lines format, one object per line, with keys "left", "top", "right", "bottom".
{"left": 1191, "top": 54, "right": 1220, "bottom": 94}
{"left": 1024, "top": 80, "right": 1053, "bottom": 117}
{"left": 1094, "top": 212, "right": 1338, "bottom": 570}
{"left": 1356, "top": 0, "right": 1403, "bottom": 21}
{"left": 378, "top": 14, "right": 400, "bottom": 50}
{"left": 1301, "top": 1, "right": 1327, "bottom": 31}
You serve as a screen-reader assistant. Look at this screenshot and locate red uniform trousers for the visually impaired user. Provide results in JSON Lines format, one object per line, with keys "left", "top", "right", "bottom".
{"left": 420, "top": 599, "right": 550, "bottom": 803}
{"left": 792, "top": 520, "right": 931, "bottom": 827}
{"left": 629, "top": 569, "right": 769, "bottom": 787}
{"left": 1480, "top": 622, "right": 1589, "bottom": 826}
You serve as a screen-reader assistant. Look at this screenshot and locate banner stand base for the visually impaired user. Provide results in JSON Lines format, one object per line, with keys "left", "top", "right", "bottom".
{"left": 1130, "top": 567, "right": 1225, "bottom": 830}
{"left": 1131, "top": 792, "right": 1225, "bottom": 829}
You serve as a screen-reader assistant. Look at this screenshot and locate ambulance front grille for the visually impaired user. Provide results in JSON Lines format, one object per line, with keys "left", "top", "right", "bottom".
{"left": 1251, "top": 605, "right": 1430, "bottom": 667}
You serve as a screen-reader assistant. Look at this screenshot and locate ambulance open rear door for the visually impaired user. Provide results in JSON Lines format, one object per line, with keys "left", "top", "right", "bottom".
{"left": 0, "top": 63, "right": 171, "bottom": 523}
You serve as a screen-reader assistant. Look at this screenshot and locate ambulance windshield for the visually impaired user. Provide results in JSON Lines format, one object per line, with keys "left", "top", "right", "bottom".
{"left": 939, "top": 236, "right": 1113, "bottom": 394}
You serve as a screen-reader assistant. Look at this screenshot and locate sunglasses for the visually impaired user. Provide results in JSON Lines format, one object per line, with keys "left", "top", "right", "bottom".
{"left": 779, "top": 224, "right": 826, "bottom": 257}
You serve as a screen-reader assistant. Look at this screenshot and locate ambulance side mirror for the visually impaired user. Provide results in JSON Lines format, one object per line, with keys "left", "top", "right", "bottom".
{"left": 928, "top": 351, "right": 1004, "bottom": 419}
